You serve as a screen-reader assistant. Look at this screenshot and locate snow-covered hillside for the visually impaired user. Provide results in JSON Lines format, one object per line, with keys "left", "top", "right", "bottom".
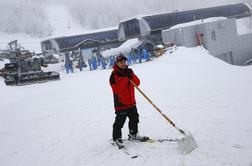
{"left": 0, "top": 3, "right": 87, "bottom": 52}
{"left": 43, "top": 4, "right": 87, "bottom": 37}
{"left": 0, "top": 46, "right": 252, "bottom": 166}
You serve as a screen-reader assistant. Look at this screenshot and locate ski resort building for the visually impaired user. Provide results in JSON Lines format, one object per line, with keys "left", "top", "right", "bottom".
{"left": 162, "top": 17, "right": 252, "bottom": 66}
{"left": 118, "top": 3, "right": 252, "bottom": 66}
{"left": 118, "top": 3, "right": 251, "bottom": 43}
{"left": 41, "top": 28, "right": 123, "bottom": 55}
{"left": 40, "top": 3, "right": 252, "bottom": 66}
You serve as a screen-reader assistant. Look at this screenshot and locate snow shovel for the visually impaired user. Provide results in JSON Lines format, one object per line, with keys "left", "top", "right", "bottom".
{"left": 130, "top": 80, "right": 198, "bottom": 155}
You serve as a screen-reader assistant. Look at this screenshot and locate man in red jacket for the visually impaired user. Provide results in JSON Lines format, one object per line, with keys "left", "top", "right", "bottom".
{"left": 110, "top": 53, "right": 147, "bottom": 146}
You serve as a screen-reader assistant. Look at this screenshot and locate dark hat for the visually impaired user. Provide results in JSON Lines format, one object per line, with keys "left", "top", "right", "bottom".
{"left": 116, "top": 53, "right": 127, "bottom": 62}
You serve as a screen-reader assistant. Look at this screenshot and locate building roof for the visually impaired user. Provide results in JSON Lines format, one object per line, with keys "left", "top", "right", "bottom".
{"left": 54, "top": 29, "right": 118, "bottom": 50}
{"left": 143, "top": 3, "right": 251, "bottom": 31}
{"left": 119, "top": 3, "right": 251, "bottom": 39}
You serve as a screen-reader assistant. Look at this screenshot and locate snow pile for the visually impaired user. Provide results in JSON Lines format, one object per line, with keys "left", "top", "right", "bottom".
{"left": 102, "top": 38, "right": 141, "bottom": 57}
{"left": 0, "top": 46, "right": 252, "bottom": 166}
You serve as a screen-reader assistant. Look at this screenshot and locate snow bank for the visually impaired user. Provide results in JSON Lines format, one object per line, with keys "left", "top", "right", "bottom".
{"left": 102, "top": 38, "right": 141, "bottom": 57}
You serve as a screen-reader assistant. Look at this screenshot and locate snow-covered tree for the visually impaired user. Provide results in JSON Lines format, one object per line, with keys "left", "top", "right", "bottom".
{"left": 0, "top": 0, "right": 53, "bottom": 37}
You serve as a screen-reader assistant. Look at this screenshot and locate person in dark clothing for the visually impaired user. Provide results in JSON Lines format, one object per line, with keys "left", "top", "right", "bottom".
{"left": 109, "top": 53, "right": 144, "bottom": 146}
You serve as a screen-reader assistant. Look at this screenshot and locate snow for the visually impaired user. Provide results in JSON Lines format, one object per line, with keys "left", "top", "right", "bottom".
{"left": 102, "top": 38, "right": 141, "bottom": 57}
{"left": 170, "top": 17, "right": 227, "bottom": 30}
{"left": 42, "top": 4, "right": 118, "bottom": 41}
{"left": 43, "top": 4, "right": 87, "bottom": 37}
{"left": 156, "top": 44, "right": 165, "bottom": 48}
{"left": 1, "top": 45, "right": 252, "bottom": 166}
{"left": 0, "top": 4, "right": 119, "bottom": 54}
{"left": 168, "top": 16, "right": 252, "bottom": 36}
{"left": 0, "top": 59, "right": 9, "bottom": 69}
{"left": 0, "top": 32, "right": 41, "bottom": 53}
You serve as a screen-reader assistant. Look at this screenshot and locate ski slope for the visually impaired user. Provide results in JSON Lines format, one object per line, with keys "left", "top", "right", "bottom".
{"left": 43, "top": 4, "right": 87, "bottom": 37}
{"left": 0, "top": 46, "right": 252, "bottom": 166}
{"left": 0, "top": 3, "right": 87, "bottom": 53}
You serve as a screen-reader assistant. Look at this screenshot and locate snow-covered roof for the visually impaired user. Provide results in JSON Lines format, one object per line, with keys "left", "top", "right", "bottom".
{"left": 41, "top": 26, "right": 118, "bottom": 41}
{"left": 169, "top": 17, "right": 227, "bottom": 30}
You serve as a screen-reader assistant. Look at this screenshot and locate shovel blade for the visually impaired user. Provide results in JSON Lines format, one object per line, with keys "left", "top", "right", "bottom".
{"left": 178, "top": 132, "right": 198, "bottom": 155}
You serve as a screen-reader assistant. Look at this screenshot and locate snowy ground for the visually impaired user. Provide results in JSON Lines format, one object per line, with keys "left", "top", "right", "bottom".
{"left": 1, "top": 46, "right": 252, "bottom": 166}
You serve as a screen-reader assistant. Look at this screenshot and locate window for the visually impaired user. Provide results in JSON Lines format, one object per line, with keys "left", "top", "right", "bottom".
{"left": 211, "top": 30, "right": 216, "bottom": 41}
{"left": 124, "top": 19, "right": 140, "bottom": 36}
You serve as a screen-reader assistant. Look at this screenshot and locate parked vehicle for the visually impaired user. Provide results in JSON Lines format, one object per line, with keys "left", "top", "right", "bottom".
{"left": 0, "top": 40, "right": 60, "bottom": 86}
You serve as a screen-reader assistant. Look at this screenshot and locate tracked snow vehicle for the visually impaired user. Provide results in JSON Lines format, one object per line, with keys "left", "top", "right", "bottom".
{"left": 3, "top": 58, "right": 60, "bottom": 85}
{"left": 1, "top": 40, "right": 60, "bottom": 86}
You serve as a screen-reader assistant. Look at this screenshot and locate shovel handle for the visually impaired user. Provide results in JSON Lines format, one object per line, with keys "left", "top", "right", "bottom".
{"left": 130, "top": 80, "right": 185, "bottom": 135}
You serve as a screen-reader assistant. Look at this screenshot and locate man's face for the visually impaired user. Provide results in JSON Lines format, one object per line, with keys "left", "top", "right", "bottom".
{"left": 116, "top": 59, "right": 127, "bottom": 69}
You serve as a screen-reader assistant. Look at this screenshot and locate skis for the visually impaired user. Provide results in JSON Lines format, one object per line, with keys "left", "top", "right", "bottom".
{"left": 111, "top": 141, "right": 139, "bottom": 159}
{"left": 113, "top": 140, "right": 125, "bottom": 149}
{"left": 151, "top": 138, "right": 178, "bottom": 143}
{"left": 124, "top": 137, "right": 178, "bottom": 143}
{"left": 128, "top": 135, "right": 150, "bottom": 142}
{"left": 111, "top": 137, "right": 177, "bottom": 159}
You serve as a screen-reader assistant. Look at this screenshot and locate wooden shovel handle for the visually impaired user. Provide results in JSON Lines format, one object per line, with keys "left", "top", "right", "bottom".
{"left": 130, "top": 80, "right": 185, "bottom": 135}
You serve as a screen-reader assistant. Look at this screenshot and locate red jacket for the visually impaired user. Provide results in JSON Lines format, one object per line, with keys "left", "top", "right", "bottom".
{"left": 109, "top": 64, "right": 140, "bottom": 111}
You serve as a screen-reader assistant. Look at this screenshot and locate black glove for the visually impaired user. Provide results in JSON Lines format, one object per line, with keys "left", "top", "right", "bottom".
{"left": 124, "top": 69, "right": 132, "bottom": 79}
{"left": 117, "top": 69, "right": 132, "bottom": 79}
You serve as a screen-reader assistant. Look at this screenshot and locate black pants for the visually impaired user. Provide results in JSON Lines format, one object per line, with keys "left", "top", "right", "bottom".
{"left": 113, "top": 106, "right": 139, "bottom": 141}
